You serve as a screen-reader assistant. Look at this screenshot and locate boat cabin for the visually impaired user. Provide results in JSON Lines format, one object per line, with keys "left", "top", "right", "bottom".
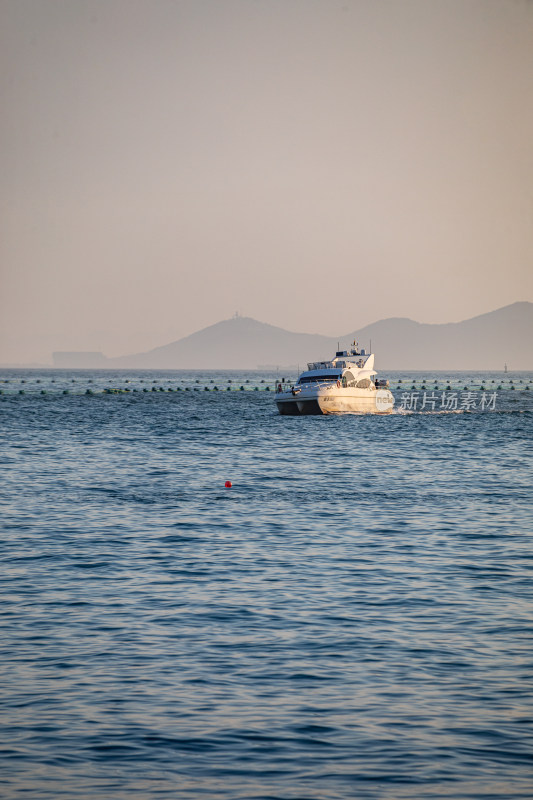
{"left": 299, "top": 368, "right": 342, "bottom": 384}
{"left": 307, "top": 350, "right": 371, "bottom": 372}
{"left": 296, "top": 345, "right": 377, "bottom": 389}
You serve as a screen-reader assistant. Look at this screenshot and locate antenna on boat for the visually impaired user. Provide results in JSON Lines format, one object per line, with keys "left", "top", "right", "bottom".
{"left": 370, "top": 338, "right": 372, "bottom": 354}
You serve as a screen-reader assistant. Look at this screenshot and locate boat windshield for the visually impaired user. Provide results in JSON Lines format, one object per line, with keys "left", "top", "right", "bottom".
{"left": 299, "top": 374, "right": 341, "bottom": 384}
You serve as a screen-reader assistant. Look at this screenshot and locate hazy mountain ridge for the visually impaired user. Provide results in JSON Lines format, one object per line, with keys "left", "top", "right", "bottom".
{"left": 110, "top": 317, "right": 334, "bottom": 370}
{"left": 50, "top": 302, "right": 532, "bottom": 370}
{"left": 346, "top": 302, "right": 532, "bottom": 370}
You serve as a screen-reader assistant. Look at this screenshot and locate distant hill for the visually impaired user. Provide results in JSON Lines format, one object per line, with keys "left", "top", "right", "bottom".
{"left": 109, "top": 317, "right": 333, "bottom": 370}
{"left": 53, "top": 351, "right": 108, "bottom": 368}
{"left": 342, "top": 302, "right": 533, "bottom": 370}
{"left": 102, "top": 302, "right": 533, "bottom": 370}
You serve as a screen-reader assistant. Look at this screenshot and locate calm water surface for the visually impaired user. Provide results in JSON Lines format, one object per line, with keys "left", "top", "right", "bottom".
{"left": 1, "top": 370, "right": 532, "bottom": 799}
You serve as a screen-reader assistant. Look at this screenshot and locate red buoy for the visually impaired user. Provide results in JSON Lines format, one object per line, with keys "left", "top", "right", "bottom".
{"left": 225, "top": 480, "right": 232, "bottom": 488}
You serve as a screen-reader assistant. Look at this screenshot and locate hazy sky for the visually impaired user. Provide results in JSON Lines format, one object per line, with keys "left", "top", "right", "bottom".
{"left": 1, "top": 0, "right": 532, "bottom": 363}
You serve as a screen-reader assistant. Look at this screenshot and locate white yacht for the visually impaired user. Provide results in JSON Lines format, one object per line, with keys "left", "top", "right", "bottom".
{"left": 275, "top": 343, "right": 394, "bottom": 415}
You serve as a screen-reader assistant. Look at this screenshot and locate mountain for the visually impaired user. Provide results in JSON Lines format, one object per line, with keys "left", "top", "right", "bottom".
{"left": 103, "top": 302, "right": 533, "bottom": 370}
{"left": 52, "top": 351, "right": 108, "bottom": 368}
{"left": 342, "top": 302, "right": 533, "bottom": 370}
{"left": 109, "top": 317, "right": 333, "bottom": 370}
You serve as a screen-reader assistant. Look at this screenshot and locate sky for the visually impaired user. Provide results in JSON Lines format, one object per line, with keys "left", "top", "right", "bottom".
{"left": 1, "top": 0, "right": 532, "bottom": 363}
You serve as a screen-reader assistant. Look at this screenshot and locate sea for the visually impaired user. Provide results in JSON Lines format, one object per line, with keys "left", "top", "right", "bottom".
{"left": 1, "top": 368, "right": 532, "bottom": 800}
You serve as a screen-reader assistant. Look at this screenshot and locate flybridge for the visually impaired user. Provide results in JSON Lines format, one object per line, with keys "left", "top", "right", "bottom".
{"left": 307, "top": 362, "right": 336, "bottom": 370}
{"left": 307, "top": 341, "right": 370, "bottom": 371}
{"left": 308, "top": 346, "right": 370, "bottom": 372}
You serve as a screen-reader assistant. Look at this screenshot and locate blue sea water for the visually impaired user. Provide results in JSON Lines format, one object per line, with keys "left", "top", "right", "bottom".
{"left": 1, "top": 369, "right": 532, "bottom": 800}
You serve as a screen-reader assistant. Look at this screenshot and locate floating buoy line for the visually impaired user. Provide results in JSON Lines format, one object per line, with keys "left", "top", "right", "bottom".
{"left": 0, "top": 376, "right": 531, "bottom": 397}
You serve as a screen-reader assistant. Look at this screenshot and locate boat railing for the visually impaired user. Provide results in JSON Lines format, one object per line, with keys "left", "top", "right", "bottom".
{"left": 307, "top": 361, "right": 335, "bottom": 370}
{"left": 274, "top": 378, "right": 346, "bottom": 393}
{"left": 274, "top": 381, "right": 295, "bottom": 393}
{"left": 315, "top": 381, "right": 338, "bottom": 389}
{"left": 298, "top": 379, "right": 340, "bottom": 390}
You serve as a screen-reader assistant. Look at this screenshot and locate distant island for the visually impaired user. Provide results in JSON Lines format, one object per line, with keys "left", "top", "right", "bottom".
{"left": 52, "top": 351, "right": 109, "bottom": 368}
{"left": 51, "top": 302, "right": 533, "bottom": 371}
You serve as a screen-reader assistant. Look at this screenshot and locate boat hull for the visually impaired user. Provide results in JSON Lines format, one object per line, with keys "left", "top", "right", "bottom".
{"left": 276, "top": 398, "right": 301, "bottom": 415}
{"left": 275, "top": 388, "right": 394, "bottom": 415}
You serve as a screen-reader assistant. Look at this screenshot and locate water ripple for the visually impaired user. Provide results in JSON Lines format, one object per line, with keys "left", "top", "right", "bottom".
{"left": 0, "top": 370, "right": 532, "bottom": 799}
